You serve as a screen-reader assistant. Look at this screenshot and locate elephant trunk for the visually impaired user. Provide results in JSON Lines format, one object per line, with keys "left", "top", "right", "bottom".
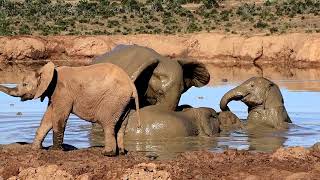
{"left": 220, "top": 87, "right": 245, "bottom": 111}
{"left": 0, "top": 85, "right": 22, "bottom": 97}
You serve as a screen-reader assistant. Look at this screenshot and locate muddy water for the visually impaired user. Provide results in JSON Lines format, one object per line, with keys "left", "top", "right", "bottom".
{"left": 0, "top": 64, "right": 320, "bottom": 159}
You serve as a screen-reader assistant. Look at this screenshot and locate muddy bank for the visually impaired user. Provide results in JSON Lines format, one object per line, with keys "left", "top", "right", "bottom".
{"left": 1, "top": 33, "right": 320, "bottom": 67}
{"left": 0, "top": 143, "right": 320, "bottom": 180}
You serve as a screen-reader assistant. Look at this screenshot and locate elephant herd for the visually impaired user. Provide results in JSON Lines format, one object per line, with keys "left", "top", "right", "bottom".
{"left": 0, "top": 45, "right": 292, "bottom": 156}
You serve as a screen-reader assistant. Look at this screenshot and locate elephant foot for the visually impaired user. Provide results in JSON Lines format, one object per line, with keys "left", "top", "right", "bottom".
{"left": 31, "top": 143, "right": 42, "bottom": 150}
{"left": 102, "top": 149, "right": 117, "bottom": 157}
{"left": 119, "top": 148, "right": 128, "bottom": 155}
{"left": 49, "top": 145, "right": 63, "bottom": 151}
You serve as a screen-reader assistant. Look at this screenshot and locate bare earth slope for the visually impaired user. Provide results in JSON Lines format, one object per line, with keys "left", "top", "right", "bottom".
{"left": 1, "top": 33, "right": 320, "bottom": 68}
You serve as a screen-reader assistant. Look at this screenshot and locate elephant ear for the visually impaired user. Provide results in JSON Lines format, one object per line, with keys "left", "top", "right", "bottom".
{"left": 177, "top": 59, "right": 210, "bottom": 92}
{"left": 93, "top": 45, "right": 160, "bottom": 81}
{"left": 34, "top": 62, "right": 55, "bottom": 100}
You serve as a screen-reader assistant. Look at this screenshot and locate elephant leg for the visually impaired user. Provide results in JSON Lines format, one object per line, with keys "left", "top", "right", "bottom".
{"left": 51, "top": 104, "right": 72, "bottom": 150}
{"left": 117, "top": 125, "right": 125, "bottom": 155}
{"left": 32, "top": 105, "right": 54, "bottom": 149}
{"left": 102, "top": 124, "right": 117, "bottom": 156}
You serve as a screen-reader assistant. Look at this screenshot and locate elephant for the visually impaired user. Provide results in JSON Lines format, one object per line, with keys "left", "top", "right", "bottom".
{"left": 93, "top": 44, "right": 210, "bottom": 111}
{"left": 0, "top": 62, "right": 141, "bottom": 156}
{"left": 220, "top": 77, "right": 291, "bottom": 129}
{"left": 90, "top": 106, "right": 242, "bottom": 142}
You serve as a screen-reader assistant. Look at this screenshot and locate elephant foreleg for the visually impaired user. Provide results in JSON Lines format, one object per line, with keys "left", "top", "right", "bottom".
{"left": 32, "top": 105, "right": 54, "bottom": 149}
{"left": 51, "top": 104, "right": 72, "bottom": 150}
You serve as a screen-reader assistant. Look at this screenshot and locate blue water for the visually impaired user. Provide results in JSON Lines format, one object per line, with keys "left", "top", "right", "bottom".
{"left": 0, "top": 82, "right": 319, "bottom": 155}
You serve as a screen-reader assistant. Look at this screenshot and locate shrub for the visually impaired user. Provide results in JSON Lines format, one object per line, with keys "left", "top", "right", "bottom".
{"left": 254, "top": 20, "right": 268, "bottom": 29}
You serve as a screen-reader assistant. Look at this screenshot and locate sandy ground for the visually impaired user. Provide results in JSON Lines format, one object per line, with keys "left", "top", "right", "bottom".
{"left": 0, "top": 143, "right": 319, "bottom": 180}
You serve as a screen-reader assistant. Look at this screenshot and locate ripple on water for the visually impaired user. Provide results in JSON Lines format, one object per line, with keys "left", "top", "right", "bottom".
{"left": 0, "top": 82, "right": 320, "bottom": 159}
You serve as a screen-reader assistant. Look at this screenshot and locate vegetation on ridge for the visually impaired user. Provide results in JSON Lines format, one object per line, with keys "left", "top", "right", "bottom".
{"left": 0, "top": 0, "right": 320, "bottom": 35}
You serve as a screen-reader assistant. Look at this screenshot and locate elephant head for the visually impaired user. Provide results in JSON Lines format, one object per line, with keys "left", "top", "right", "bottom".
{"left": 0, "top": 62, "right": 55, "bottom": 102}
{"left": 220, "top": 77, "right": 291, "bottom": 129}
{"left": 93, "top": 45, "right": 210, "bottom": 111}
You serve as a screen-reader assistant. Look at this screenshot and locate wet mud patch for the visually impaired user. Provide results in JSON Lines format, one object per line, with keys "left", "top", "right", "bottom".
{"left": 0, "top": 143, "right": 320, "bottom": 179}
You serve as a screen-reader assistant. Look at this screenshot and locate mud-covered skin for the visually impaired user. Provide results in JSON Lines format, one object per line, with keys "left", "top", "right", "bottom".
{"left": 93, "top": 45, "right": 210, "bottom": 111}
{"left": 122, "top": 106, "right": 220, "bottom": 140}
{"left": 218, "top": 111, "right": 243, "bottom": 132}
{"left": 220, "top": 77, "right": 291, "bottom": 129}
{"left": 0, "top": 62, "right": 141, "bottom": 156}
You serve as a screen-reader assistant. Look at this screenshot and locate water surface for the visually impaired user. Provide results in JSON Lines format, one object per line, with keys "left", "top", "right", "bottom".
{"left": 0, "top": 65, "right": 320, "bottom": 158}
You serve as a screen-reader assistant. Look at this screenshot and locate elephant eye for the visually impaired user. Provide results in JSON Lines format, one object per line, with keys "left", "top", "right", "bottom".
{"left": 250, "top": 84, "right": 254, "bottom": 87}
{"left": 22, "top": 83, "right": 28, "bottom": 87}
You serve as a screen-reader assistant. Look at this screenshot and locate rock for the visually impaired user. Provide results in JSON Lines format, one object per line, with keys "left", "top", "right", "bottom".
{"left": 3, "top": 37, "right": 47, "bottom": 60}
{"left": 9, "top": 165, "right": 73, "bottom": 180}
{"left": 66, "top": 36, "right": 115, "bottom": 57}
{"left": 271, "top": 147, "right": 310, "bottom": 161}
{"left": 122, "top": 163, "right": 171, "bottom": 180}
{"left": 285, "top": 172, "right": 312, "bottom": 180}
{"left": 313, "top": 162, "right": 320, "bottom": 171}
{"left": 76, "top": 173, "right": 92, "bottom": 180}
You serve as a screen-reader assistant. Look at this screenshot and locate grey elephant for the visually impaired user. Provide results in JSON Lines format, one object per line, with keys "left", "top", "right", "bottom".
{"left": 220, "top": 77, "right": 291, "bottom": 129}
{"left": 93, "top": 44, "right": 210, "bottom": 111}
{"left": 91, "top": 106, "right": 242, "bottom": 143}
{"left": 0, "top": 62, "right": 141, "bottom": 156}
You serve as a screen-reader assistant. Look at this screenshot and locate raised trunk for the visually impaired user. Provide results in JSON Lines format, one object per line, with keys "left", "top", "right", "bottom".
{"left": 0, "top": 85, "right": 21, "bottom": 97}
{"left": 220, "top": 87, "right": 244, "bottom": 111}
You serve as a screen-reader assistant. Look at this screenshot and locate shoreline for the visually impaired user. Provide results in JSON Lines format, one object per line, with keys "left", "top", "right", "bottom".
{"left": 1, "top": 33, "right": 320, "bottom": 68}
{"left": 0, "top": 143, "right": 319, "bottom": 179}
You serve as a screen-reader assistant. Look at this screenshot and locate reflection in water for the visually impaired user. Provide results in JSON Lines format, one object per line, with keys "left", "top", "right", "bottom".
{"left": 0, "top": 63, "right": 320, "bottom": 158}
{"left": 207, "top": 64, "right": 320, "bottom": 91}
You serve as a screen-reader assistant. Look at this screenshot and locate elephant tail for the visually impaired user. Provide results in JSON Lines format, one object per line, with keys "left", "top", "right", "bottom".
{"left": 130, "top": 80, "right": 141, "bottom": 128}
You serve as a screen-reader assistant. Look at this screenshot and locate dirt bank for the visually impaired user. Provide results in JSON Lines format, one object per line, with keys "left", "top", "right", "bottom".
{"left": 1, "top": 33, "right": 320, "bottom": 67}
{"left": 0, "top": 143, "right": 320, "bottom": 180}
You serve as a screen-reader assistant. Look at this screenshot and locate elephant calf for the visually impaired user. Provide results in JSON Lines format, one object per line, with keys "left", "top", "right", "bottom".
{"left": 0, "top": 62, "right": 141, "bottom": 156}
{"left": 220, "top": 77, "right": 291, "bottom": 129}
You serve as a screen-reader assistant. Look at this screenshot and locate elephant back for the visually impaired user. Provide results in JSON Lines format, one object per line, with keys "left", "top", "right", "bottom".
{"left": 93, "top": 45, "right": 161, "bottom": 80}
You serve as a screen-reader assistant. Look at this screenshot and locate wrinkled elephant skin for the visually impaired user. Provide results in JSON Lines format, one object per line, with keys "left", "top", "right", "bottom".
{"left": 0, "top": 62, "right": 141, "bottom": 156}
{"left": 220, "top": 77, "right": 291, "bottom": 129}
{"left": 93, "top": 45, "right": 210, "bottom": 111}
{"left": 123, "top": 106, "right": 220, "bottom": 140}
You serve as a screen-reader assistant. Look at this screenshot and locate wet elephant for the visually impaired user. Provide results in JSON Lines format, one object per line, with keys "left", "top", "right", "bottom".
{"left": 93, "top": 44, "right": 210, "bottom": 111}
{"left": 124, "top": 106, "right": 220, "bottom": 140}
{"left": 90, "top": 106, "right": 242, "bottom": 142}
{"left": 220, "top": 77, "right": 291, "bottom": 129}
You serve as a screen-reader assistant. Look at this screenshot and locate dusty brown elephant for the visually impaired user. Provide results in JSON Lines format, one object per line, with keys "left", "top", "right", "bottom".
{"left": 93, "top": 44, "right": 210, "bottom": 111}
{"left": 0, "top": 62, "right": 141, "bottom": 156}
{"left": 220, "top": 77, "right": 291, "bottom": 129}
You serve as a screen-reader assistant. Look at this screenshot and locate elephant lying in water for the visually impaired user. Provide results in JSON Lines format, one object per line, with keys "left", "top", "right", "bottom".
{"left": 0, "top": 62, "right": 141, "bottom": 156}
{"left": 91, "top": 106, "right": 242, "bottom": 141}
{"left": 220, "top": 77, "right": 291, "bottom": 129}
{"left": 93, "top": 44, "right": 210, "bottom": 111}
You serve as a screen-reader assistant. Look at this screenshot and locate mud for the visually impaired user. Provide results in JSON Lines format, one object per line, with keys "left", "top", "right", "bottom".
{"left": 0, "top": 143, "right": 319, "bottom": 180}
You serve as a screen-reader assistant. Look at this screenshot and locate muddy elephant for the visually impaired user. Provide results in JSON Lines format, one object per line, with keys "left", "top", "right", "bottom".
{"left": 90, "top": 106, "right": 242, "bottom": 143}
{"left": 125, "top": 106, "right": 220, "bottom": 139}
{"left": 0, "top": 62, "right": 140, "bottom": 156}
{"left": 220, "top": 77, "right": 291, "bottom": 129}
{"left": 93, "top": 44, "right": 210, "bottom": 111}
